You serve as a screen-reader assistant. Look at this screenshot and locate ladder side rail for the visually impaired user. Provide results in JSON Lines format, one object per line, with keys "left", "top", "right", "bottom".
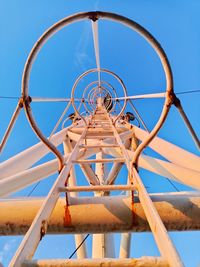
{"left": 9, "top": 127, "right": 88, "bottom": 267}
{"left": 106, "top": 110, "right": 183, "bottom": 267}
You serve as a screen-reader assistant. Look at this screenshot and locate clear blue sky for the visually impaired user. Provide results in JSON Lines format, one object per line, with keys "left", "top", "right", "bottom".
{"left": 0, "top": 1, "right": 200, "bottom": 266}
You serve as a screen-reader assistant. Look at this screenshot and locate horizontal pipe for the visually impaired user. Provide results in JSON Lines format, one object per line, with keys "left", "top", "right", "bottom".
{"left": 22, "top": 257, "right": 168, "bottom": 267}
{"left": 73, "top": 158, "right": 125, "bottom": 164}
{"left": 113, "top": 92, "right": 166, "bottom": 101}
{"left": 0, "top": 192, "right": 200, "bottom": 235}
{"left": 31, "top": 97, "right": 83, "bottom": 102}
{"left": 59, "top": 185, "right": 136, "bottom": 192}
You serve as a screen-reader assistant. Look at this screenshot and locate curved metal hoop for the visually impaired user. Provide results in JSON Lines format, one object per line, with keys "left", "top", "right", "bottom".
{"left": 21, "top": 11, "right": 173, "bottom": 170}
{"left": 71, "top": 68, "right": 127, "bottom": 124}
{"left": 82, "top": 80, "right": 117, "bottom": 114}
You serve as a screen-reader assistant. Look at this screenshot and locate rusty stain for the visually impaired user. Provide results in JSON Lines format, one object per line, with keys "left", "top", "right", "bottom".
{"left": 63, "top": 194, "right": 71, "bottom": 227}
{"left": 131, "top": 190, "right": 137, "bottom": 227}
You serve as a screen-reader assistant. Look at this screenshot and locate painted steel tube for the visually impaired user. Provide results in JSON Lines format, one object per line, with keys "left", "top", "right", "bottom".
{"left": 22, "top": 257, "right": 168, "bottom": 267}
{"left": 0, "top": 192, "right": 200, "bottom": 235}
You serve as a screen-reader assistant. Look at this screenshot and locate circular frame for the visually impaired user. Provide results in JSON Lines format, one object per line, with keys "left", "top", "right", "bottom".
{"left": 71, "top": 68, "right": 127, "bottom": 124}
{"left": 21, "top": 11, "right": 173, "bottom": 170}
{"left": 82, "top": 80, "right": 117, "bottom": 113}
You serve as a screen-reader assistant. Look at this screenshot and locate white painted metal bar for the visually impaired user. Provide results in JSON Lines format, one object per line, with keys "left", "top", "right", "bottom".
{"left": 139, "top": 154, "right": 200, "bottom": 190}
{"left": 73, "top": 158, "right": 125, "bottom": 164}
{"left": 128, "top": 99, "right": 149, "bottom": 132}
{"left": 104, "top": 142, "right": 200, "bottom": 196}
{"left": 119, "top": 233, "right": 131, "bottom": 258}
{"left": 101, "top": 108, "right": 183, "bottom": 266}
{"left": 132, "top": 167, "right": 183, "bottom": 267}
{"left": 22, "top": 257, "right": 168, "bottom": 267}
{"left": 105, "top": 143, "right": 200, "bottom": 191}
{"left": 0, "top": 102, "right": 22, "bottom": 154}
{"left": 0, "top": 127, "right": 68, "bottom": 180}
{"left": 59, "top": 184, "right": 136, "bottom": 192}
{"left": 9, "top": 166, "right": 70, "bottom": 267}
{"left": 84, "top": 135, "right": 115, "bottom": 139}
{"left": 175, "top": 100, "right": 200, "bottom": 150}
{"left": 105, "top": 162, "right": 124, "bottom": 185}
{"left": 79, "top": 164, "right": 100, "bottom": 185}
{"left": 92, "top": 148, "right": 105, "bottom": 259}
{"left": 92, "top": 234, "right": 115, "bottom": 258}
{"left": 63, "top": 138, "right": 87, "bottom": 259}
{"left": 91, "top": 20, "right": 101, "bottom": 87}
{"left": 134, "top": 126, "right": 200, "bottom": 172}
{"left": 67, "top": 128, "right": 133, "bottom": 143}
{"left": 113, "top": 92, "right": 166, "bottom": 101}
{"left": 49, "top": 100, "right": 72, "bottom": 138}
{"left": 79, "top": 144, "right": 119, "bottom": 148}
{"left": 1, "top": 192, "right": 200, "bottom": 235}
{"left": 0, "top": 158, "right": 58, "bottom": 197}
{"left": 0, "top": 144, "right": 110, "bottom": 198}
{"left": 31, "top": 97, "right": 82, "bottom": 102}
{"left": 9, "top": 128, "right": 87, "bottom": 267}
{"left": 106, "top": 112, "right": 134, "bottom": 184}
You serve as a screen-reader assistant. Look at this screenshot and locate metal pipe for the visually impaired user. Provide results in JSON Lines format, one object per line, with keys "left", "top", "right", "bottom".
{"left": 9, "top": 128, "right": 88, "bottom": 267}
{"left": 174, "top": 98, "right": 200, "bottom": 150}
{"left": 113, "top": 92, "right": 166, "bottom": 101}
{"left": 23, "top": 97, "right": 64, "bottom": 172}
{"left": 63, "top": 139, "right": 87, "bottom": 259}
{"left": 119, "top": 233, "right": 131, "bottom": 258}
{"left": 133, "top": 125, "right": 200, "bottom": 172}
{"left": 91, "top": 20, "right": 101, "bottom": 87}
{"left": 70, "top": 68, "right": 127, "bottom": 125}
{"left": 31, "top": 97, "right": 82, "bottom": 102}
{"left": 0, "top": 192, "right": 200, "bottom": 235}
{"left": 0, "top": 127, "right": 69, "bottom": 180}
{"left": 59, "top": 185, "right": 136, "bottom": 192}
{"left": 22, "top": 257, "right": 168, "bottom": 267}
{"left": 0, "top": 100, "right": 23, "bottom": 154}
{"left": 49, "top": 100, "right": 71, "bottom": 139}
{"left": 128, "top": 99, "right": 149, "bottom": 132}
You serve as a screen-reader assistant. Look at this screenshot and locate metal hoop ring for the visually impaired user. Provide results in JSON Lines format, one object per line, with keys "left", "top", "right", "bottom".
{"left": 21, "top": 11, "right": 173, "bottom": 170}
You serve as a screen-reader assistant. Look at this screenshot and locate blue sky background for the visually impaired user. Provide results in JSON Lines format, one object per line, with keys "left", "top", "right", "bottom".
{"left": 0, "top": 1, "right": 200, "bottom": 266}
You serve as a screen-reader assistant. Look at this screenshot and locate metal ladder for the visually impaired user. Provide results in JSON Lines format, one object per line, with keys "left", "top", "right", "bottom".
{"left": 9, "top": 106, "right": 183, "bottom": 267}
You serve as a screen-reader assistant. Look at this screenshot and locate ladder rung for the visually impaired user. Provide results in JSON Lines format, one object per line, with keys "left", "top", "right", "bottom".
{"left": 73, "top": 158, "right": 125, "bottom": 164}
{"left": 59, "top": 184, "right": 136, "bottom": 192}
{"left": 88, "top": 126, "right": 111, "bottom": 128}
{"left": 79, "top": 144, "right": 119, "bottom": 148}
{"left": 84, "top": 135, "right": 115, "bottom": 139}
{"left": 22, "top": 257, "right": 168, "bottom": 267}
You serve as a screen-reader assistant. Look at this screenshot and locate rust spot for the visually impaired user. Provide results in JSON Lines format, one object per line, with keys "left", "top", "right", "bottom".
{"left": 63, "top": 194, "right": 71, "bottom": 227}
{"left": 64, "top": 204, "right": 71, "bottom": 227}
{"left": 131, "top": 190, "right": 137, "bottom": 226}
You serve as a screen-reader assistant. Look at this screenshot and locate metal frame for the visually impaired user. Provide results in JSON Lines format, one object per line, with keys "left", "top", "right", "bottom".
{"left": 1, "top": 10, "right": 199, "bottom": 267}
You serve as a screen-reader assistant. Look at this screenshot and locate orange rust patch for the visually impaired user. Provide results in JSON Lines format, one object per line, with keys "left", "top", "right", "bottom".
{"left": 63, "top": 193, "right": 71, "bottom": 227}
{"left": 131, "top": 190, "right": 137, "bottom": 226}
{"left": 63, "top": 204, "right": 71, "bottom": 227}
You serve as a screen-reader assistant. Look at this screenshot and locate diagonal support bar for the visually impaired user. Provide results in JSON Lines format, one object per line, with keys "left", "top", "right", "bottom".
{"left": 91, "top": 20, "right": 101, "bottom": 87}
{"left": 9, "top": 128, "right": 87, "bottom": 267}
{"left": 132, "top": 167, "right": 183, "bottom": 267}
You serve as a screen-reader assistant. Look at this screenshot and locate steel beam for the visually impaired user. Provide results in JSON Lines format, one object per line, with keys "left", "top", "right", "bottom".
{"left": 22, "top": 257, "right": 168, "bottom": 267}
{"left": 9, "top": 128, "right": 87, "bottom": 267}
{"left": 0, "top": 127, "right": 68, "bottom": 179}
{"left": 0, "top": 192, "right": 200, "bottom": 235}
{"left": 134, "top": 126, "right": 200, "bottom": 172}
{"left": 63, "top": 139, "right": 87, "bottom": 259}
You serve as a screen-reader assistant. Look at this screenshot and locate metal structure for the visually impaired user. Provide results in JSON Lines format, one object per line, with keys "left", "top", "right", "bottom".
{"left": 0, "top": 11, "right": 200, "bottom": 267}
